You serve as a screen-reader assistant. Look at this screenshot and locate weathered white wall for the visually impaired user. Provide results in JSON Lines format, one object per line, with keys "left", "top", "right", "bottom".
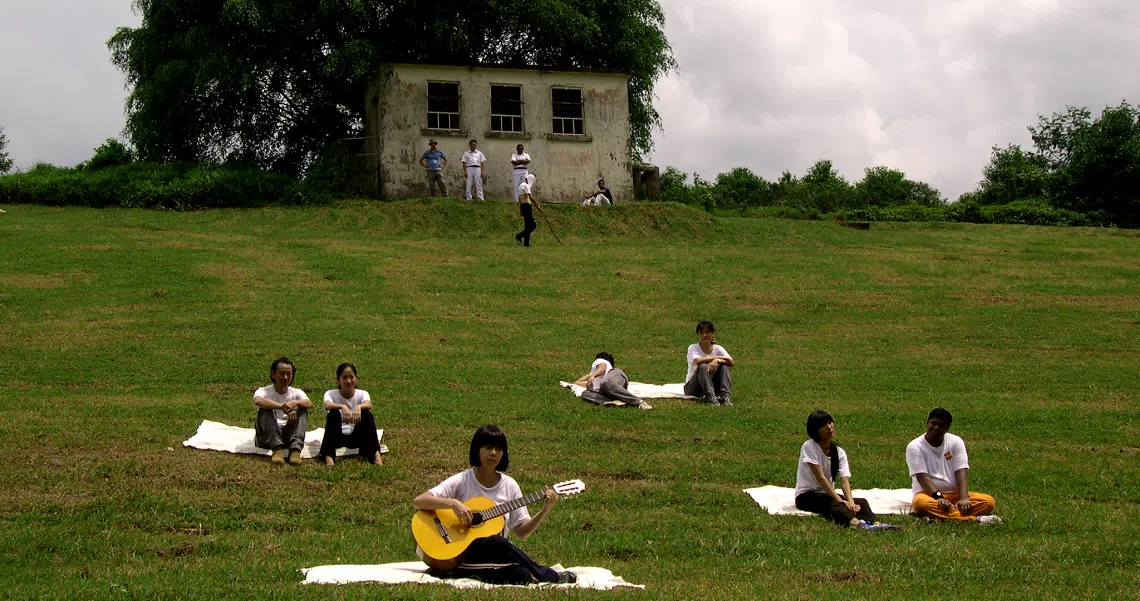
{"left": 368, "top": 64, "right": 632, "bottom": 202}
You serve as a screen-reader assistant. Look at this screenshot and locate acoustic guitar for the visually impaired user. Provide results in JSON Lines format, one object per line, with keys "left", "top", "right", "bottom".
{"left": 412, "top": 479, "right": 586, "bottom": 570}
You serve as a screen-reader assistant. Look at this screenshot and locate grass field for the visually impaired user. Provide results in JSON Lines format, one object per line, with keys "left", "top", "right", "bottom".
{"left": 0, "top": 200, "right": 1137, "bottom": 600}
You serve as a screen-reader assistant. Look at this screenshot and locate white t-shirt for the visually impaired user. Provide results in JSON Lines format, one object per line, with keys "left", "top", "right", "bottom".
{"left": 794, "top": 440, "right": 851, "bottom": 498}
{"left": 517, "top": 181, "right": 531, "bottom": 199}
{"left": 429, "top": 469, "right": 530, "bottom": 537}
{"left": 685, "top": 343, "right": 733, "bottom": 383}
{"left": 253, "top": 385, "right": 309, "bottom": 427}
{"left": 589, "top": 358, "right": 613, "bottom": 391}
{"left": 322, "top": 389, "right": 371, "bottom": 435}
{"left": 461, "top": 150, "right": 487, "bottom": 168}
{"left": 906, "top": 433, "right": 970, "bottom": 495}
{"left": 511, "top": 153, "right": 531, "bottom": 169}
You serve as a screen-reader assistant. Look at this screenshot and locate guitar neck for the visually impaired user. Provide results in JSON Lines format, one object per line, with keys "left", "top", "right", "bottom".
{"left": 477, "top": 489, "right": 547, "bottom": 521}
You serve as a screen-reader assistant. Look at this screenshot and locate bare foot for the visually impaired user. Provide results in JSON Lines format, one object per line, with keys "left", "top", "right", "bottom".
{"left": 324, "top": 455, "right": 335, "bottom": 467}
{"left": 374, "top": 451, "right": 383, "bottom": 466}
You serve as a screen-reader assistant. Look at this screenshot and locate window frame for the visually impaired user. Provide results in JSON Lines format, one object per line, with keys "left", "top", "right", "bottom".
{"left": 426, "top": 81, "right": 461, "bottom": 131}
{"left": 490, "top": 84, "right": 524, "bottom": 134}
{"left": 551, "top": 86, "right": 584, "bottom": 136}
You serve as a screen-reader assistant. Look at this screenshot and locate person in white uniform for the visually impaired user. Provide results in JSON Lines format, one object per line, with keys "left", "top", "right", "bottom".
{"left": 461, "top": 139, "right": 487, "bottom": 200}
{"left": 510, "top": 144, "right": 531, "bottom": 202}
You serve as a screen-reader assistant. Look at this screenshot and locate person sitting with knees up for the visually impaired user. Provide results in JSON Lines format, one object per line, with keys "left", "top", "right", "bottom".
{"left": 684, "top": 320, "right": 735, "bottom": 406}
{"left": 253, "top": 357, "right": 313, "bottom": 466}
{"left": 795, "top": 410, "right": 899, "bottom": 530}
{"left": 582, "top": 179, "right": 613, "bottom": 205}
{"left": 574, "top": 352, "right": 652, "bottom": 410}
{"left": 906, "top": 408, "right": 1002, "bottom": 523}
{"left": 318, "top": 362, "right": 383, "bottom": 467}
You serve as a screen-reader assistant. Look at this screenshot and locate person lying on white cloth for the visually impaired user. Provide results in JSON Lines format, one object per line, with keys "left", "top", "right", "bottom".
{"left": 573, "top": 353, "right": 652, "bottom": 410}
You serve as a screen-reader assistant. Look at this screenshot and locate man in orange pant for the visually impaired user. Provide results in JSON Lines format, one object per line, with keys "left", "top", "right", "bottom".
{"left": 906, "top": 408, "right": 1002, "bottom": 523}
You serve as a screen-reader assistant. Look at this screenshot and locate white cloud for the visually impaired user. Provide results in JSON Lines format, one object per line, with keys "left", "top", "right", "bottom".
{"left": 649, "top": 0, "right": 1140, "bottom": 198}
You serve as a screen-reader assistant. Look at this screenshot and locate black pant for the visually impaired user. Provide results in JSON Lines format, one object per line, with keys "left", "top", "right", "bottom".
{"left": 795, "top": 491, "right": 876, "bottom": 527}
{"left": 318, "top": 409, "right": 380, "bottom": 463}
{"left": 432, "top": 535, "right": 559, "bottom": 585}
{"left": 517, "top": 203, "right": 537, "bottom": 246}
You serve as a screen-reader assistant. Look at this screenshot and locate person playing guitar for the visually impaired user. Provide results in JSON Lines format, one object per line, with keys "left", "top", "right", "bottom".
{"left": 412, "top": 425, "right": 577, "bottom": 585}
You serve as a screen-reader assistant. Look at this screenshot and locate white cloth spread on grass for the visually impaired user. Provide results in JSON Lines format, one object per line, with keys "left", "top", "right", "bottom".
{"left": 559, "top": 381, "right": 694, "bottom": 401}
{"left": 744, "top": 485, "right": 914, "bottom": 516}
{"left": 183, "top": 420, "right": 387, "bottom": 458}
{"left": 300, "top": 562, "right": 643, "bottom": 590}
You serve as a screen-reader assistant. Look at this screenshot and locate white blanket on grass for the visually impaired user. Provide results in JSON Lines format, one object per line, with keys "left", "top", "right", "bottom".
{"left": 560, "top": 380, "right": 694, "bottom": 401}
{"left": 744, "top": 485, "right": 914, "bottom": 516}
{"left": 300, "top": 561, "right": 643, "bottom": 590}
{"left": 183, "top": 420, "right": 388, "bottom": 459}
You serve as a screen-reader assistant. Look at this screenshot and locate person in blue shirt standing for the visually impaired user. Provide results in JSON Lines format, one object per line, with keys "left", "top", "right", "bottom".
{"left": 419, "top": 139, "right": 448, "bottom": 197}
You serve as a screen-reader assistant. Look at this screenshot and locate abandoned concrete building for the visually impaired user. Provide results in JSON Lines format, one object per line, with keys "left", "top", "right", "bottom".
{"left": 365, "top": 63, "right": 634, "bottom": 202}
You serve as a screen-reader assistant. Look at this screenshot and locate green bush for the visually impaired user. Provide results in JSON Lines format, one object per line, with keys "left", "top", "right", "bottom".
{"left": 0, "top": 162, "right": 319, "bottom": 209}
{"left": 978, "top": 199, "right": 1111, "bottom": 227}
{"left": 741, "top": 200, "right": 1119, "bottom": 228}
{"left": 85, "top": 139, "right": 135, "bottom": 170}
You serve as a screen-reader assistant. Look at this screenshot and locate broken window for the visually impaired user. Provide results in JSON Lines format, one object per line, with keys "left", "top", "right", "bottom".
{"left": 427, "top": 82, "right": 460, "bottom": 130}
{"left": 551, "top": 87, "right": 584, "bottom": 135}
{"left": 490, "top": 85, "right": 523, "bottom": 133}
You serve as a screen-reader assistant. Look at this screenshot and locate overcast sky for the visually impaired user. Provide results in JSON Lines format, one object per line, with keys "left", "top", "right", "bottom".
{"left": 2, "top": 0, "right": 1139, "bottom": 199}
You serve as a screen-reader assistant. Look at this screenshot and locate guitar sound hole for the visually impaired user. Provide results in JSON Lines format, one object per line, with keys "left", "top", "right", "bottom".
{"left": 470, "top": 514, "right": 485, "bottom": 526}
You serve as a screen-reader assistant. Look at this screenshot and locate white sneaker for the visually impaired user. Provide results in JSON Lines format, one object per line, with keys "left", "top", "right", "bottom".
{"left": 638, "top": 403, "right": 653, "bottom": 411}
{"left": 978, "top": 515, "right": 1004, "bottom": 525}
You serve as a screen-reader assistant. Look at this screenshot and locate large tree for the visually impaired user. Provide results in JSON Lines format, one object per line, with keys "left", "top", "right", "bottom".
{"left": 1032, "top": 103, "right": 1140, "bottom": 221}
{"left": 109, "top": 0, "right": 674, "bottom": 174}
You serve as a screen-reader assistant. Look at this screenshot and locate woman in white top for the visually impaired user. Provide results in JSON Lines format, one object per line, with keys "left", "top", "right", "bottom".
{"left": 574, "top": 352, "right": 652, "bottom": 410}
{"left": 412, "top": 425, "right": 574, "bottom": 585}
{"left": 318, "top": 363, "right": 382, "bottom": 467}
{"left": 794, "top": 410, "right": 898, "bottom": 530}
{"left": 683, "top": 320, "right": 735, "bottom": 406}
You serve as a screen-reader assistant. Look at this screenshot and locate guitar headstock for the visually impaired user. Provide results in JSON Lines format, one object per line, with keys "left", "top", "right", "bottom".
{"left": 552, "top": 479, "right": 586, "bottom": 497}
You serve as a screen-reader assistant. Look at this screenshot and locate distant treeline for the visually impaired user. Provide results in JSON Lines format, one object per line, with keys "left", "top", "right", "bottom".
{"left": 661, "top": 102, "right": 1140, "bottom": 227}
{"left": 1, "top": 103, "right": 1137, "bottom": 225}
{"left": 0, "top": 139, "right": 370, "bottom": 210}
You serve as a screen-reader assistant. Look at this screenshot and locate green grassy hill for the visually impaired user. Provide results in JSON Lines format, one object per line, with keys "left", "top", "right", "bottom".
{"left": 0, "top": 201, "right": 1137, "bottom": 600}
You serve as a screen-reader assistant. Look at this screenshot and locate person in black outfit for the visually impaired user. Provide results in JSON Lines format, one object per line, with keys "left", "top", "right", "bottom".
{"left": 515, "top": 174, "right": 539, "bottom": 247}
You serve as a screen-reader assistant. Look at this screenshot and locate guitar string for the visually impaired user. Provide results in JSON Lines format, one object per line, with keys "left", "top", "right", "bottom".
{"left": 474, "top": 485, "right": 579, "bottom": 520}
